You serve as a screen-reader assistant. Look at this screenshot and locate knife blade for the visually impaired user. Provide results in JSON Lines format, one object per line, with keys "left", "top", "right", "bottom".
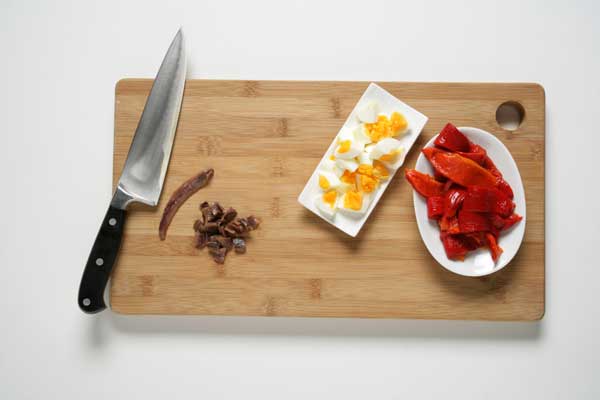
{"left": 78, "top": 29, "right": 187, "bottom": 313}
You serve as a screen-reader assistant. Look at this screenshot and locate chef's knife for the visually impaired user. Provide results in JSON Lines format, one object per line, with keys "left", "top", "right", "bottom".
{"left": 78, "top": 29, "right": 187, "bottom": 313}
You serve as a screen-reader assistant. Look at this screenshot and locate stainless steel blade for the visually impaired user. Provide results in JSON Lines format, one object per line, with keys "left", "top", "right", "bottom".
{"left": 111, "top": 29, "right": 187, "bottom": 209}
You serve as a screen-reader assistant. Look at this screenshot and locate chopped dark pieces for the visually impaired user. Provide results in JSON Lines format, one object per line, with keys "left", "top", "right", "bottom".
{"left": 247, "top": 216, "right": 260, "bottom": 230}
{"left": 200, "top": 222, "right": 220, "bottom": 233}
{"left": 208, "top": 247, "right": 227, "bottom": 264}
{"left": 221, "top": 208, "right": 238, "bottom": 225}
{"left": 206, "top": 240, "right": 220, "bottom": 249}
{"left": 213, "top": 235, "right": 233, "bottom": 250}
{"left": 208, "top": 203, "right": 224, "bottom": 222}
{"left": 233, "top": 238, "right": 246, "bottom": 254}
{"left": 195, "top": 231, "right": 208, "bottom": 249}
{"left": 193, "top": 201, "right": 260, "bottom": 264}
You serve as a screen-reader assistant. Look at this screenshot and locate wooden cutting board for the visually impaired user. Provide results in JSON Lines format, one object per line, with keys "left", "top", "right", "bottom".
{"left": 110, "top": 79, "right": 545, "bottom": 320}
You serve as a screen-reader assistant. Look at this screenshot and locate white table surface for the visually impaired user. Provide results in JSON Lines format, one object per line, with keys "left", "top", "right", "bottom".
{"left": 2, "top": 0, "right": 599, "bottom": 398}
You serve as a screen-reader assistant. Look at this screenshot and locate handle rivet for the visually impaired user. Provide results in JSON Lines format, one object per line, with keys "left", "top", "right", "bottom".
{"left": 82, "top": 298, "right": 91, "bottom": 307}
{"left": 108, "top": 218, "right": 117, "bottom": 226}
{"left": 95, "top": 258, "right": 104, "bottom": 266}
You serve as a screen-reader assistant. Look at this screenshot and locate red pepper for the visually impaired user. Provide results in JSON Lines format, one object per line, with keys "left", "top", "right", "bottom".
{"left": 433, "top": 169, "right": 448, "bottom": 182}
{"left": 481, "top": 153, "right": 501, "bottom": 176}
{"left": 427, "top": 196, "right": 445, "bottom": 220}
{"left": 440, "top": 233, "right": 470, "bottom": 260}
{"left": 458, "top": 210, "right": 491, "bottom": 233}
{"left": 464, "top": 232, "right": 486, "bottom": 247}
{"left": 495, "top": 178, "right": 514, "bottom": 199}
{"left": 497, "top": 213, "right": 522, "bottom": 231}
{"left": 434, "top": 123, "right": 471, "bottom": 152}
{"left": 405, "top": 169, "right": 445, "bottom": 198}
{"left": 439, "top": 215, "right": 460, "bottom": 234}
{"left": 444, "top": 188, "right": 466, "bottom": 218}
{"left": 422, "top": 147, "right": 498, "bottom": 188}
{"left": 462, "top": 186, "right": 515, "bottom": 217}
{"left": 457, "top": 149, "right": 487, "bottom": 165}
{"left": 489, "top": 213, "right": 506, "bottom": 233}
{"left": 485, "top": 233, "right": 503, "bottom": 261}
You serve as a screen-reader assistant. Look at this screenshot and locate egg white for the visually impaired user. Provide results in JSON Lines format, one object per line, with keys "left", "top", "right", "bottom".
{"left": 316, "top": 170, "right": 345, "bottom": 192}
{"left": 334, "top": 140, "right": 362, "bottom": 159}
{"left": 356, "top": 100, "right": 379, "bottom": 123}
{"left": 369, "top": 137, "right": 405, "bottom": 169}
{"left": 357, "top": 145, "right": 374, "bottom": 166}
{"left": 335, "top": 157, "right": 359, "bottom": 173}
{"left": 314, "top": 192, "right": 338, "bottom": 219}
{"left": 320, "top": 158, "right": 344, "bottom": 177}
{"left": 354, "top": 125, "right": 372, "bottom": 146}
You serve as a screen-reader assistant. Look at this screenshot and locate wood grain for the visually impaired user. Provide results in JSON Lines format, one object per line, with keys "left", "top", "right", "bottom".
{"left": 110, "top": 79, "right": 545, "bottom": 320}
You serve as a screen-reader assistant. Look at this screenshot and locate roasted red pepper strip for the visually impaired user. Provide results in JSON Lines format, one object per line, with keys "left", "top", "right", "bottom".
{"left": 422, "top": 147, "right": 498, "bottom": 188}
{"left": 462, "top": 186, "right": 515, "bottom": 217}
{"left": 486, "top": 233, "right": 503, "bottom": 261}
{"left": 478, "top": 152, "right": 514, "bottom": 198}
{"left": 440, "top": 233, "right": 470, "bottom": 260}
{"left": 458, "top": 210, "right": 492, "bottom": 233}
{"left": 434, "top": 123, "right": 471, "bottom": 152}
{"left": 439, "top": 215, "right": 460, "bottom": 234}
{"left": 433, "top": 169, "right": 448, "bottom": 182}
{"left": 427, "top": 196, "right": 445, "bottom": 220}
{"left": 495, "top": 178, "right": 514, "bottom": 199}
{"left": 405, "top": 169, "right": 445, "bottom": 198}
{"left": 457, "top": 149, "right": 487, "bottom": 165}
{"left": 501, "top": 213, "right": 523, "bottom": 230}
{"left": 444, "top": 188, "right": 466, "bottom": 218}
{"left": 464, "top": 232, "right": 486, "bottom": 248}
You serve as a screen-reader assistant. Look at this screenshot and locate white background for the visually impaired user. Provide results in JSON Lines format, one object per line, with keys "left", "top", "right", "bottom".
{"left": 2, "top": 0, "right": 599, "bottom": 398}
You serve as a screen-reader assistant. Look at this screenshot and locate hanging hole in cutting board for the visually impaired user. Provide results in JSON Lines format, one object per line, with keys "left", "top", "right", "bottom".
{"left": 496, "top": 101, "right": 525, "bottom": 131}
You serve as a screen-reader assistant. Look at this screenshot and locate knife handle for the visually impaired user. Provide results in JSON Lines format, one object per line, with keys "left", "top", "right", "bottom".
{"left": 78, "top": 206, "right": 126, "bottom": 313}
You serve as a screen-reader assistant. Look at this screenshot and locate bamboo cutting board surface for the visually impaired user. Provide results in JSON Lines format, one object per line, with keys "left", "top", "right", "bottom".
{"left": 110, "top": 79, "right": 545, "bottom": 320}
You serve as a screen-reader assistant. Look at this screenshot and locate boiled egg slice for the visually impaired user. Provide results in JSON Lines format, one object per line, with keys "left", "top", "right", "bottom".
{"left": 372, "top": 160, "right": 390, "bottom": 181}
{"left": 334, "top": 127, "right": 363, "bottom": 159}
{"left": 369, "top": 137, "right": 405, "bottom": 169}
{"left": 355, "top": 125, "right": 372, "bottom": 146}
{"left": 390, "top": 111, "right": 408, "bottom": 136}
{"left": 338, "top": 190, "right": 371, "bottom": 216}
{"left": 314, "top": 190, "right": 338, "bottom": 219}
{"left": 317, "top": 170, "right": 343, "bottom": 192}
{"left": 320, "top": 158, "right": 343, "bottom": 177}
{"left": 357, "top": 144, "right": 374, "bottom": 166}
{"left": 334, "top": 139, "right": 362, "bottom": 159}
{"left": 356, "top": 101, "right": 379, "bottom": 123}
{"left": 335, "top": 157, "right": 359, "bottom": 173}
{"left": 355, "top": 165, "right": 379, "bottom": 193}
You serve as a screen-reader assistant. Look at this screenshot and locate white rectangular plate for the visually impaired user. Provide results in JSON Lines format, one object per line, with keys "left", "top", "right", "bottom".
{"left": 297, "top": 83, "right": 428, "bottom": 237}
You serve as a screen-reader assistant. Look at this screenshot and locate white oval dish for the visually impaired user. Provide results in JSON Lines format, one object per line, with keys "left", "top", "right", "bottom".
{"left": 413, "top": 127, "right": 526, "bottom": 277}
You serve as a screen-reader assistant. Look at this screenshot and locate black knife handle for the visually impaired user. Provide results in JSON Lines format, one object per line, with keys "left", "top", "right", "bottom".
{"left": 78, "top": 206, "right": 126, "bottom": 313}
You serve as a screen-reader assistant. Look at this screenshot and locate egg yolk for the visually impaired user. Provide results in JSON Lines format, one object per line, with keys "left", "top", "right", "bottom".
{"left": 364, "top": 113, "right": 407, "bottom": 142}
{"left": 323, "top": 190, "right": 337, "bottom": 209}
{"left": 359, "top": 174, "right": 377, "bottom": 193}
{"left": 372, "top": 161, "right": 389, "bottom": 178}
{"left": 318, "top": 175, "right": 330, "bottom": 190}
{"left": 357, "top": 164, "right": 374, "bottom": 176}
{"left": 340, "top": 170, "right": 357, "bottom": 189}
{"left": 344, "top": 190, "right": 363, "bottom": 210}
{"left": 338, "top": 140, "right": 352, "bottom": 153}
{"left": 390, "top": 112, "right": 407, "bottom": 133}
{"left": 379, "top": 149, "right": 402, "bottom": 163}
{"left": 329, "top": 155, "right": 336, "bottom": 160}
